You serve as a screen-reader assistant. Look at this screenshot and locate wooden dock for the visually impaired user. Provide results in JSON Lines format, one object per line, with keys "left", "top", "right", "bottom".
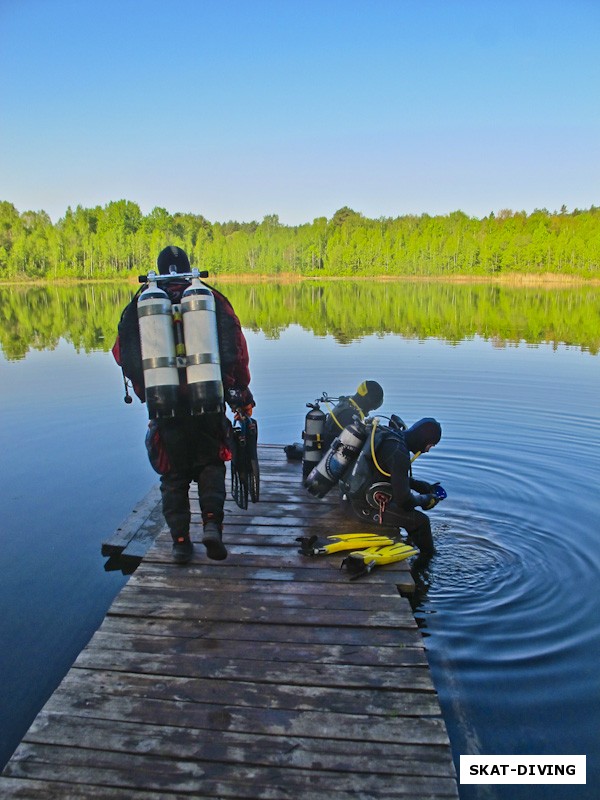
{"left": 1, "top": 445, "right": 458, "bottom": 799}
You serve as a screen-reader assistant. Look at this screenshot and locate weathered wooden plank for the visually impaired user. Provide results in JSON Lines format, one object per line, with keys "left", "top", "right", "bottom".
{"left": 119, "top": 515, "right": 166, "bottom": 562}
{"left": 171, "top": 523, "right": 320, "bottom": 539}
{"left": 221, "top": 496, "right": 368, "bottom": 516}
{"left": 0, "top": 774, "right": 458, "bottom": 800}
{"left": 24, "top": 712, "right": 456, "bottom": 776}
{"left": 38, "top": 668, "right": 442, "bottom": 717}
{"left": 193, "top": 532, "right": 369, "bottom": 551}
{"left": 0, "top": 779, "right": 169, "bottom": 800}
{"left": 142, "top": 547, "right": 415, "bottom": 587}
{"left": 169, "top": 548, "right": 416, "bottom": 592}
{"left": 218, "top": 513, "right": 355, "bottom": 527}
{"left": 101, "top": 484, "right": 161, "bottom": 556}
{"left": 84, "top": 630, "right": 428, "bottom": 665}
{"left": 107, "top": 595, "right": 414, "bottom": 627}
{"left": 102, "top": 588, "right": 416, "bottom": 622}
{"left": 221, "top": 500, "right": 343, "bottom": 516}
{"left": 4, "top": 743, "right": 459, "bottom": 797}
{"left": 114, "top": 582, "right": 410, "bottom": 613}
{"left": 107, "top": 564, "right": 416, "bottom": 609}
{"left": 17, "top": 693, "right": 452, "bottom": 743}
{"left": 71, "top": 647, "right": 435, "bottom": 691}
{"left": 223, "top": 472, "right": 304, "bottom": 487}
{"left": 3, "top": 749, "right": 461, "bottom": 800}
{"left": 190, "top": 530, "right": 405, "bottom": 552}
{"left": 225, "top": 491, "right": 323, "bottom": 504}
{"left": 125, "top": 562, "right": 404, "bottom": 594}
{"left": 96, "top": 615, "right": 424, "bottom": 647}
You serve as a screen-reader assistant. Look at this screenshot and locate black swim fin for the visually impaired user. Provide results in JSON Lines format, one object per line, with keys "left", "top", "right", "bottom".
{"left": 231, "top": 416, "right": 260, "bottom": 509}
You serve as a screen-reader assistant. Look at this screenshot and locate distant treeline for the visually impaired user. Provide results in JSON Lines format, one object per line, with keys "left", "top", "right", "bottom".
{"left": 1, "top": 200, "right": 599, "bottom": 279}
{"left": 1, "top": 281, "right": 598, "bottom": 361}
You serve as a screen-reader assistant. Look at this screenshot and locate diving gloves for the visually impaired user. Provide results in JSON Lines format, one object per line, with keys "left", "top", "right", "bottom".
{"left": 341, "top": 542, "right": 419, "bottom": 580}
{"left": 297, "top": 532, "right": 394, "bottom": 557}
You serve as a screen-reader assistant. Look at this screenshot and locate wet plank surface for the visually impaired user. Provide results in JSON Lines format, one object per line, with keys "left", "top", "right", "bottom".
{"left": 1, "top": 445, "right": 458, "bottom": 798}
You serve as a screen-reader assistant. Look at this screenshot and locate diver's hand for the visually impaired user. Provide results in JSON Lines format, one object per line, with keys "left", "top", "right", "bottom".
{"left": 431, "top": 482, "right": 447, "bottom": 500}
{"left": 234, "top": 404, "right": 254, "bottom": 420}
{"left": 421, "top": 493, "right": 439, "bottom": 510}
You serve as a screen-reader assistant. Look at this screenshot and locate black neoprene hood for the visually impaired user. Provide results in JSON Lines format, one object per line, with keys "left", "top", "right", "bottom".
{"left": 404, "top": 417, "right": 442, "bottom": 453}
{"left": 157, "top": 245, "right": 191, "bottom": 275}
{"left": 352, "top": 380, "right": 384, "bottom": 411}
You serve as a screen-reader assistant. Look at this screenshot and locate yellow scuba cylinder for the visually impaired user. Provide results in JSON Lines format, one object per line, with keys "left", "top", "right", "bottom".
{"left": 304, "top": 419, "right": 368, "bottom": 498}
{"left": 137, "top": 273, "right": 179, "bottom": 418}
{"left": 181, "top": 272, "right": 224, "bottom": 414}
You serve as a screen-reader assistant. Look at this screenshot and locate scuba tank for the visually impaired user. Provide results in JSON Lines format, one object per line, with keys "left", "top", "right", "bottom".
{"left": 341, "top": 417, "right": 425, "bottom": 522}
{"left": 137, "top": 274, "right": 180, "bottom": 418}
{"left": 305, "top": 419, "right": 368, "bottom": 498}
{"left": 339, "top": 427, "right": 376, "bottom": 503}
{"left": 341, "top": 417, "right": 404, "bottom": 503}
{"left": 181, "top": 272, "right": 224, "bottom": 414}
{"left": 302, "top": 402, "right": 326, "bottom": 478}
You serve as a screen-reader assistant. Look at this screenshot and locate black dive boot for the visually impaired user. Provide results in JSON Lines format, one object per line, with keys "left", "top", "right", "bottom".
{"left": 202, "top": 521, "right": 227, "bottom": 561}
{"left": 172, "top": 534, "right": 194, "bottom": 565}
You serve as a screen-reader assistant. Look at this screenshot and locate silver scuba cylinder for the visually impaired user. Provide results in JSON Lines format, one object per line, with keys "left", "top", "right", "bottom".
{"left": 302, "top": 403, "right": 326, "bottom": 479}
{"left": 304, "top": 419, "right": 368, "bottom": 498}
{"left": 181, "top": 274, "right": 224, "bottom": 414}
{"left": 137, "top": 275, "right": 180, "bottom": 419}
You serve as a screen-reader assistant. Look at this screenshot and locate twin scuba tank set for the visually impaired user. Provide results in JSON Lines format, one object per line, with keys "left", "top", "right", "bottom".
{"left": 135, "top": 267, "right": 260, "bottom": 510}
{"left": 302, "top": 395, "right": 399, "bottom": 501}
{"left": 136, "top": 268, "right": 224, "bottom": 419}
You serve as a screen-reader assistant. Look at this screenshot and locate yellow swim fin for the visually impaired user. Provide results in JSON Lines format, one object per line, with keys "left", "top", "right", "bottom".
{"left": 341, "top": 541, "right": 419, "bottom": 579}
{"left": 296, "top": 532, "right": 394, "bottom": 557}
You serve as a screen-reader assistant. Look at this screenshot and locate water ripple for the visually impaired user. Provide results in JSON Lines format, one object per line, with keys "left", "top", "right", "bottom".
{"left": 416, "top": 497, "right": 598, "bottom": 710}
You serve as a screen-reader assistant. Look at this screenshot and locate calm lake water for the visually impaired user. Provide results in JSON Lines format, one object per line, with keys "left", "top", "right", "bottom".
{"left": 1, "top": 280, "right": 599, "bottom": 798}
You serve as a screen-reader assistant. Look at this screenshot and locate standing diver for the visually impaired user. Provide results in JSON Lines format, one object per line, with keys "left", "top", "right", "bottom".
{"left": 113, "top": 245, "right": 254, "bottom": 564}
{"left": 344, "top": 417, "right": 444, "bottom": 559}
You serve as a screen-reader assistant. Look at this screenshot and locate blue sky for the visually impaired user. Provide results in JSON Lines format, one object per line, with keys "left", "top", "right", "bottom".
{"left": 1, "top": 0, "right": 599, "bottom": 224}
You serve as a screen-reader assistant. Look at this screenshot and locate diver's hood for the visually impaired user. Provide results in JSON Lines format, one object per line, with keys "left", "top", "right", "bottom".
{"left": 404, "top": 418, "right": 442, "bottom": 454}
{"left": 157, "top": 245, "right": 191, "bottom": 275}
{"left": 351, "top": 380, "right": 384, "bottom": 411}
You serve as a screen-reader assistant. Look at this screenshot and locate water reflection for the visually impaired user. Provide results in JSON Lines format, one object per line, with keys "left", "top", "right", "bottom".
{"left": 1, "top": 280, "right": 599, "bottom": 359}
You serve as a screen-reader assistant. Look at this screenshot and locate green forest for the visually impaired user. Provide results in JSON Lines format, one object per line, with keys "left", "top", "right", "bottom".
{"left": 1, "top": 200, "right": 599, "bottom": 279}
{"left": 1, "top": 281, "right": 598, "bottom": 361}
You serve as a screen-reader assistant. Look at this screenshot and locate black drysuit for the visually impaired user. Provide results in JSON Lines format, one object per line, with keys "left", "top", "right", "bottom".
{"left": 350, "top": 427, "right": 437, "bottom": 556}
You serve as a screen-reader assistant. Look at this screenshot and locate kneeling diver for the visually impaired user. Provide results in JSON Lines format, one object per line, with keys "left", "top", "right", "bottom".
{"left": 346, "top": 417, "right": 444, "bottom": 559}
